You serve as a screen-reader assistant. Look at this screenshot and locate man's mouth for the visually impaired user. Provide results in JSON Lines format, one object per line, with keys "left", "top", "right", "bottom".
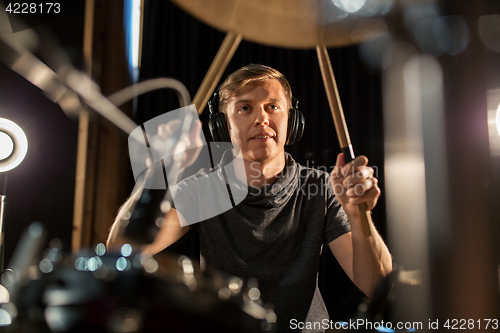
{"left": 251, "top": 132, "right": 274, "bottom": 140}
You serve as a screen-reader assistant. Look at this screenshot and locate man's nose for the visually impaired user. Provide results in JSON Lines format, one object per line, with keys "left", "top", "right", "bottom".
{"left": 255, "top": 107, "right": 270, "bottom": 126}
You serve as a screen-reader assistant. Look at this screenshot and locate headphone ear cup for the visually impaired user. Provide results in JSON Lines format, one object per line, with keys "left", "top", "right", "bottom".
{"left": 295, "top": 110, "right": 305, "bottom": 142}
{"left": 209, "top": 112, "right": 231, "bottom": 142}
{"left": 286, "top": 108, "right": 305, "bottom": 145}
{"left": 208, "top": 113, "right": 219, "bottom": 141}
{"left": 286, "top": 108, "right": 297, "bottom": 145}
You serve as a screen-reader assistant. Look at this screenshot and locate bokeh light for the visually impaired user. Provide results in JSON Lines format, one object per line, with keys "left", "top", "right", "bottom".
{"left": 413, "top": 16, "right": 469, "bottom": 56}
{"left": 479, "top": 15, "right": 500, "bottom": 53}
{"left": 95, "top": 243, "right": 106, "bottom": 256}
{"left": 75, "top": 257, "right": 88, "bottom": 271}
{"left": 403, "top": 1, "right": 439, "bottom": 31}
{"left": 141, "top": 255, "right": 158, "bottom": 274}
{"left": 434, "top": 16, "right": 469, "bottom": 55}
{"left": 0, "top": 285, "right": 9, "bottom": 303}
{"left": 359, "top": 32, "right": 394, "bottom": 70}
{"left": 321, "top": 3, "right": 349, "bottom": 24}
{"left": 116, "top": 257, "right": 131, "bottom": 271}
{"left": 48, "top": 248, "right": 62, "bottom": 262}
{"left": 332, "top": 0, "right": 366, "bottom": 14}
{"left": 266, "top": 311, "right": 277, "bottom": 323}
{"left": 0, "top": 308, "right": 11, "bottom": 326}
{"left": 87, "top": 257, "right": 102, "bottom": 271}
{"left": 39, "top": 258, "right": 53, "bottom": 274}
{"left": 121, "top": 244, "right": 133, "bottom": 257}
{"left": 355, "top": 0, "right": 394, "bottom": 17}
{"left": 248, "top": 287, "right": 261, "bottom": 301}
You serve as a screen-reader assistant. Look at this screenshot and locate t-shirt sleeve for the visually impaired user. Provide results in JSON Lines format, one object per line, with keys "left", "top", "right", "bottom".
{"left": 324, "top": 173, "right": 350, "bottom": 243}
{"left": 169, "top": 167, "right": 234, "bottom": 229}
{"left": 169, "top": 176, "right": 200, "bottom": 230}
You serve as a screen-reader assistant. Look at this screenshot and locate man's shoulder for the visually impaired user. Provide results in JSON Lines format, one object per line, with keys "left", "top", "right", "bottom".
{"left": 290, "top": 162, "right": 334, "bottom": 199}
{"left": 179, "top": 166, "right": 215, "bottom": 181}
{"left": 296, "top": 162, "right": 332, "bottom": 181}
{"left": 284, "top": 152, "right": 331, "bottom": 181}
{"left": 176, "top": 148, "right": 238, "bottom": 185}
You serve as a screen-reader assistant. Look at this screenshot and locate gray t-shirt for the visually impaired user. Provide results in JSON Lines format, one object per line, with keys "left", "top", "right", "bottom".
{"left": 173, "top": 152, "right": 350, "bottom": 332}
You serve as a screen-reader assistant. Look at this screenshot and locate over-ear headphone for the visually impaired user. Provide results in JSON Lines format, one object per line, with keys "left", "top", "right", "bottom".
{"left": 208, "top": 89, "right": 305, "bottom": 145}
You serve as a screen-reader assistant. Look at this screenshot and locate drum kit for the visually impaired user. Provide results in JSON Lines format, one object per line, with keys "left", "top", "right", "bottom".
{"left": 0, "top": 0, "right": 430, "bottom": 331}
{"left": 0, "top": 223, "right": 277, "bottom": 332}
{"left": 0, "top": 224, "right": 420, "bottom": 332}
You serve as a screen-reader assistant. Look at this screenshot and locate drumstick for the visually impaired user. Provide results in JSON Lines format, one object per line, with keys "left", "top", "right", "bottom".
{"left": 193, "top": 32, "right": 242, "bottom": 114}
{"left": 316, "top": 45, "right": 372, "bottom": 237}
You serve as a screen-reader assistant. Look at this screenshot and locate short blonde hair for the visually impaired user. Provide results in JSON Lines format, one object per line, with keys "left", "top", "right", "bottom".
{"left": 218, "top": 64, "right": 292, "bottom": 113}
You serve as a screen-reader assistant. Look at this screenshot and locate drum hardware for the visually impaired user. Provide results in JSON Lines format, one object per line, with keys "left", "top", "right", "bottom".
{"left": 170, "top": 0, "right": 389, "bottom": 49}
{"left": 0, "top": 224, "right": 277, "bottom": 332}
{"left": 325, "top": 266, "right": 423, "bottom": 332}
{"left": 0, "top": 222, "right": 48, "bottom": 332}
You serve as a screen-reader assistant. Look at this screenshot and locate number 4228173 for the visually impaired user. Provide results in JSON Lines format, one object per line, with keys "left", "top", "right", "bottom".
{"left": 5, "top": 3, "right": 61, "bottom": 14}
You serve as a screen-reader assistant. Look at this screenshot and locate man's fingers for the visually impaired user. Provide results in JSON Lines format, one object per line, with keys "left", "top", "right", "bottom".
{"left": 332, "top": 153, "right": 345, "bottom": 180}
{"left": 352, "top": 155, "right": 368, "bottom": 167}
{"left": 341, "top": 155, "right": 368, "bottom": 176}
{"left": 346, "top": 177, "right": 377, "bottom": 196}
{"left": 158, "top": 119, "right": 203, "bottom": 150}
{"left": 158, "top": 119, "right": 181, "bottom": 139}
{"left": 332, "top": 154, "right": 381, "bottom": 211}
{"left": 348, "top": 186, "right": 380, "bottom": 210}
{"left": 343, "top": 167, "right": 374, "bottom": 188}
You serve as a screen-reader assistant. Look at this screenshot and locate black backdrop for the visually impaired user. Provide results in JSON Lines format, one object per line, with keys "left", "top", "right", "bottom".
{"left": 136, "top": 0, "right": 387, "bottom": 321}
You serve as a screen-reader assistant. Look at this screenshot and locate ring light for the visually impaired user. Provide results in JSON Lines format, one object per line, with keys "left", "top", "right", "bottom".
{"left": 0, "top": 118, "right": 28, "bottom": 173}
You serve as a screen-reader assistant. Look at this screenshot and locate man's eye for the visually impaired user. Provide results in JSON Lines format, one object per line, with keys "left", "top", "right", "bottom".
{"left": 240, "top": 105, "right": 250, "bottom": 112}
{"left": 269, "top": 104, "right": 279, "bottom": 110}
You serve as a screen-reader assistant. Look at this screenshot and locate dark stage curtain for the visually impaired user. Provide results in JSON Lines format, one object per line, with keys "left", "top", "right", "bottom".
{"left": 136, "top": 0, "right": 386, "bottom": 321}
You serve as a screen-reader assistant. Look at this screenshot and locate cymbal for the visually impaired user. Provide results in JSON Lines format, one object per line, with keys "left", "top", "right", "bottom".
{"left": 170, "top": 0, "right": 389, "bottom": 49}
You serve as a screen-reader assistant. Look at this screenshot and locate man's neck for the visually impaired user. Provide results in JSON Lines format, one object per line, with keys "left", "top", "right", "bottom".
{"left": 241, "top": 153, "right": 286, "bottom": 188}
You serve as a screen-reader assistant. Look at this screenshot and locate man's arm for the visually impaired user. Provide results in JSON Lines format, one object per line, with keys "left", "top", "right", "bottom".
{"left": 143, "top": 208, "right": 190, "bottom": 255}
{"left": 107, "top": 206, "right": 190, "bottom": 255}
{"left": 107, "top": 119, "right": 202, "bottom": 254}
{"left": 106, "top": 187, "right": 142, "bottom": 251}
{"left": 329, "top": 153, "right": 392, "bottom": 297}
{"left": 328, "top": 226, "right": 392, "bottom": 297}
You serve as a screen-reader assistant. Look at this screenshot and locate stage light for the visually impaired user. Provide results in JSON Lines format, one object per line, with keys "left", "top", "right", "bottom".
{"left": 0, "top": 118, "right": 27, "bottom": 276}
{"left": 0, "top": 133, "right": 14, "bottom": 160}
{"left": 0, "top": 118, "right": 28, "bottom": 173}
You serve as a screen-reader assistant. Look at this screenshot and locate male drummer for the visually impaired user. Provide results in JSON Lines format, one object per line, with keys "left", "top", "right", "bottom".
{"left": 107, "top": 64, "right": 392, "bottom": 332}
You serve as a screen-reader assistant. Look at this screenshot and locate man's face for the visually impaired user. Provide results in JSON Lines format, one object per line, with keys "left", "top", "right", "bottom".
{"left": 225, "top": 79, "right": 289, "bottom": 164}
